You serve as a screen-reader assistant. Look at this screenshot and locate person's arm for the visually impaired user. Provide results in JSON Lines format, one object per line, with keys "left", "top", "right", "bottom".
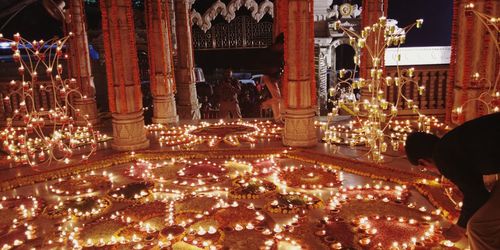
{"left": 455, "top": 184, "right": 490, "bottom": 228}
{"left": 456, "top": 202, "right": 474, "bottom": 229}
{"left": 234, "top": 80, "right": 241, "bottom": 93}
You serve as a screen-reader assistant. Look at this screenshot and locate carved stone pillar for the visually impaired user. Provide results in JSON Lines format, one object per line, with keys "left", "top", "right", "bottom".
{"left": 283, "top": 0, "right": 317, "bottom": 147}
{"left": 174, "top": 0, "right": 200, "bottom": 120}
{"left": 146, "top": 0, "right": 179, "bottom": 124}
{"left": 100, "top": 0, "right": 149, "bottom": 151}
{"left": 67, "top": 0, "right": 99, "bottom": 125}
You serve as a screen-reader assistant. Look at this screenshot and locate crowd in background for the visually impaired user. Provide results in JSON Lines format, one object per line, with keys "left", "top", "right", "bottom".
{"left": 196, "top": 69, "right": 274, "bottom": 119}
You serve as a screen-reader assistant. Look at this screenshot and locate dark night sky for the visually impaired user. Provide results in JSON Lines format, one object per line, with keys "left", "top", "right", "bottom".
{"left": 330, "top": 0, "right": 453, "bottom": 47}
{"left": 388, "top": 0, "right": 453, "bottom": 47}
{"left": 0, "top": 2, "right": 63, "bottom": 40}
{"left": 0, "top": 0, "right": 452, "bottom": 46}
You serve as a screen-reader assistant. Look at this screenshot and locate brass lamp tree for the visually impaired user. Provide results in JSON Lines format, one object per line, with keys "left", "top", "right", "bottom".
{"left": 324, "top": 17, "right": 428, "bottom": 162}
{"left": 0, "top": 33, "right": 100, "bottom": 166}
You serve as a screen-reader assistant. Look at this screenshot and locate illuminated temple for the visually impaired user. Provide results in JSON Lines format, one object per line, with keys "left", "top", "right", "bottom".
{"left": 0, "top": 0, "right": 498, "bottom": 249}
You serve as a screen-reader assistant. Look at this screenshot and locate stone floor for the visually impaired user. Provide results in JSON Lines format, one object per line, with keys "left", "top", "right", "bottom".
{"left": 0, "top": 118, "right": 467, "bottom": 249}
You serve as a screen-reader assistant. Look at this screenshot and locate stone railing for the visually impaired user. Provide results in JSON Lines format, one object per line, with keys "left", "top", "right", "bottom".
{"left": 385, "top": 65, "right": 449, "bottom": 119}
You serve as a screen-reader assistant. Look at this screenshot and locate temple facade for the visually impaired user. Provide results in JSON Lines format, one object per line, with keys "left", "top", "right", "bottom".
{"left": 0, "top": 1, "right": 498, "bottom": 248}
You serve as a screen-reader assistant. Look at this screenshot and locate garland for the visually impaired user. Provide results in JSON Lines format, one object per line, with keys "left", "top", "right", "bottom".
{"left": 75, "top": 0, "right": 86, "bottom": 96}
{"left": 446, "top": 0, "right": 459, "bottom": 124}
{"left": 477, "top": 0, "right": 493, "bottom": 117}
{"left": 69, "top": 0, "right": 89, "bottom": 96}
{"left": 360, "top": 0, "right": 372, "bottom": 79}
{"left": 165, "top": 0, "right": 176, "bottom": 94}
{"left": 125, "top": 0, "right": 143, "bottom": 111}
{"left": 81, "top": 0, "right": 92, "bottom": 97}
{"left": 294, "top": 1, "right": 301, "bottom": 107}
{"left": 63, "top": 7, "right": 72, "bottom": 87}
{"left": 146, "top": 0, "right": 176, "bottom": 98}
{"left": 111, "top": 0, "right": 128, "bottom": 113}
{"left": 281, "top": 0, "right": 288, "bottom": 108}
{"left": 146, "top": 0, "right": 157, "bottom": 96}
{"left": 309, "top": 0, "right": 316, "bottom": 107}
{"left": 99, "top": 0, "right": 116, "bottom": 112}
{"left": 460, "top": 4, "right": 474, "bottom": 123}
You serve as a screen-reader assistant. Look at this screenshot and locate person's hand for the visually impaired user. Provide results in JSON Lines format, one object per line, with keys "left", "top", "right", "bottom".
{"left": 443, "top": 224, "right": 466, "bottom": 242}
{"left": 483, "top": 174, "right": 499, "bottom": 192}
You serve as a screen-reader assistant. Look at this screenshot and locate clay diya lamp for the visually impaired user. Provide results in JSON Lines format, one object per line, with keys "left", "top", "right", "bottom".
{"left": 160, "top": 225, "right": 184, "bottom": 242}
{"left": 315, "top": 230, "right": 326, "bottom": 236}
{"left": 359, "top": 237, "right": 371, "bottom": 247}
{"left": 330, "top": 242, "right": 343, "bottom": 249}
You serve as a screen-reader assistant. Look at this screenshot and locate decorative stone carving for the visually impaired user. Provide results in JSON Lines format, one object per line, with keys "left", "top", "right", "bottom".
{"left": 73, "top": 97, "right": 99, "bottom": 125}
{"left": 352, "top": 4, "right": 362, "bottom": 18}
{"left": 190, "top": 0, "right": 274, "bottom": 32}
{"left": 188, "top": 0, "right": 196, "bottom": 8}
{"left": 111, "top": 111, "right": 150, "bottom": 151}
{"left": 190, "top": 10, "right": 203, "bottom": 28}
{"left": 152, "top": 94, "right": 179, "bottom": 123}
{"left": 255, "top": 0, "right": 273, "bottom": 22}
{"left": 283, "top": 108, "right": 317, "bottom": 147}
{"left": 244, "top": 0, "right": 259, "bottom": 20}
{"left": 226, "top": 0, "right": 245, "bottom": 22}
{"left": 327, "top": 4, "right": 338, "bottom": 19}
{"left": 327, "top": 3, "right": 362, "bottom": 19}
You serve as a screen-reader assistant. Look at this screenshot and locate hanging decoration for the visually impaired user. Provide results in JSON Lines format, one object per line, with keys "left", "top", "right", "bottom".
{"left": 445, "top": 0, "right": 460, "bottom": 124}
{"left": 324, "top": 17, "right": 427, "bottom": 162}
{"left": 0, "top": 33, "right": 100, "bottom": 166}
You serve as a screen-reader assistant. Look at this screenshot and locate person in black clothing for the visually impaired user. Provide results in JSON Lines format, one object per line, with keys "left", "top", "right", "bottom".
{"left": 405, "top": 112, "right": 500, "bottom": 249}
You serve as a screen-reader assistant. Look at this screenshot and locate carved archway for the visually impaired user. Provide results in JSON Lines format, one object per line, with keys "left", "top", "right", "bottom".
{"left": 327, "top": 37, "right": 355, "bottom": 111}
{"left": 190, "top": 0, "right": 274, "bottom": 32}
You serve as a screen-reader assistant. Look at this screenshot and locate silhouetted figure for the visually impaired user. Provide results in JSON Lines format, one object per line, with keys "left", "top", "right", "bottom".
{"left": 405, "top": 113, "right": 500, "bottom": 249}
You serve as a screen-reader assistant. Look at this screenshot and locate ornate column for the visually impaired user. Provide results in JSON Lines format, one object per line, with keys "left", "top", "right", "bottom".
{"left": 100, "top": 0, "right": 149, "bottom": 150}
{"left": 173, "top": 0, "right": 200, "bottom": 120}
{"left": 273, "top": 0, "right": 285, "bottom": 39}
{"left": 282, "top": 0, "right": 317, "bottom": 147}
{"left": 67, "top": 0, "right": 99, "bottom": 125}
{"left": 146, "top": 0, "right": 179, "bottom": 124}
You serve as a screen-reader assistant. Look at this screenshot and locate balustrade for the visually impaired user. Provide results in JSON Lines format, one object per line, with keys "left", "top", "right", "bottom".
{"left": 385, "top": 65, "right": 448, "bottom": 119}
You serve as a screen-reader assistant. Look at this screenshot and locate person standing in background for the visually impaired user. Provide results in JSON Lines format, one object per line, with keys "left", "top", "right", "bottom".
{"left": 216, "top": 69, "right": 241, "bottom": 119}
